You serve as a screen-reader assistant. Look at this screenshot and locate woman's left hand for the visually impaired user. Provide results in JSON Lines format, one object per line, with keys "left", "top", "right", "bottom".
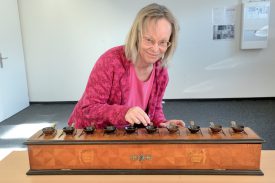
{"left": 159, "top": 120, "right": 185, "bottom": 128}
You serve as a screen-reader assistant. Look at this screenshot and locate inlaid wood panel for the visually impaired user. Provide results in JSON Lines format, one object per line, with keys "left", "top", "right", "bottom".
{"left": 28, "top": 144, "right": 261, "bottom": 170}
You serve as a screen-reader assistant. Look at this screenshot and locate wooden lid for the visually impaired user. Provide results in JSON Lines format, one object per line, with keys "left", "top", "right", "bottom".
{"left": 24, "top": 127, "right": 264, "bottom": 145}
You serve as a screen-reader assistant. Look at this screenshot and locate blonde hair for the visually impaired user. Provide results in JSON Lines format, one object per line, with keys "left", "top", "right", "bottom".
{"left": 125, "top": 3, "right": 179, "bottom": 67}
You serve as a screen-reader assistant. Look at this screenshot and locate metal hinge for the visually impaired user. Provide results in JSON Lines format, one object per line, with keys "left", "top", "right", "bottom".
{"left": 0, "top": 53, "right": 8, "bottom": 68}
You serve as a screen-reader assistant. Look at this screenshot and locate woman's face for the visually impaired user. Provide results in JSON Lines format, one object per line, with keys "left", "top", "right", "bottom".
{"left": 138, "top": 18, "right": 172, "bottom": 65}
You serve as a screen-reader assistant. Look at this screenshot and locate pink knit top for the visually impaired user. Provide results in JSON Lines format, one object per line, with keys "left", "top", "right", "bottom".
{"left": 126, "top": 63, "right": 155, "bottom": 110}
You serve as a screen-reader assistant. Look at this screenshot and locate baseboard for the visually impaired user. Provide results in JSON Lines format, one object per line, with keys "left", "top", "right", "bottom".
{"left": 163, "top": 97, "right": 275, "bottom": 102}
{"left": 29, "top": 97, "right": 275, "bottom": 104}
{"left": 30, "top": 101, "right": 77, "bottom": 104}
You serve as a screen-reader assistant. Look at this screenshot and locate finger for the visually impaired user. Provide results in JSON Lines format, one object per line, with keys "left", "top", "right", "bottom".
{"left": 177, "top": 120, "right": 185, "bottom": 127}
{"left": 136, "top": 109, "right": 150, "bottom": 126}
{"left": 127, "top": 120, "right": 135, "bottom": 126}
{"left": 127, "top": 115, "right": 140, "bottom": 125}
{"left": 132, "top": 116, "right": 141, "bottom": 124}
{"left": 139, "top": 114, "right": 150, "bottom": 126}
{"left": 170, "top": 120, "right": 185, "bottom": 127}
{"left": 159, "top": 122, "right": 167, "bottom": 128}
{"left": 143, "top": 113, "right": 151, "bottom": 124}
{"left": 135, "top": 113, "right": 149, "bottom": 126}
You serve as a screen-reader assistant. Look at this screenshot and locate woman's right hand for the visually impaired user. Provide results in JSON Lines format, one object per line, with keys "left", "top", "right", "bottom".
{"left": 125, "top": 106, "right": 151, "bottom": 126}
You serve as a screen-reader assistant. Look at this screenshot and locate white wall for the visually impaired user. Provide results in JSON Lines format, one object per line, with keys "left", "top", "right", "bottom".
{"left": 18, "top": 0, "right": 275, "bottom": 101}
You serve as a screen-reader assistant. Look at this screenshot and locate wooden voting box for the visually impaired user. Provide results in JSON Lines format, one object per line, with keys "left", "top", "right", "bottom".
{"left": 24, "top": 127, "right": 264, "bottom": 175}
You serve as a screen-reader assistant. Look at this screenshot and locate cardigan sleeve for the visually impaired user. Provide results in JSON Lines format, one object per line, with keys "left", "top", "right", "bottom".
{"left": 151, "top": 69, "right": 169, "bottom": 126}
{"left": 79, "top": 51, "right": 130, "bottom": 127}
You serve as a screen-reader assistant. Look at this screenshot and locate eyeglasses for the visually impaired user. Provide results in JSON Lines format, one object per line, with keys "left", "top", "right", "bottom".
{"left": 142, "top": 36, "right": 171, "bottom": 50}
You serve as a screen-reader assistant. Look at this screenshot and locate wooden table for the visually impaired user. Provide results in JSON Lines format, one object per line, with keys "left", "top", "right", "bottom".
{"left": 0, "top": 150, "right": 275, "bottom": 183}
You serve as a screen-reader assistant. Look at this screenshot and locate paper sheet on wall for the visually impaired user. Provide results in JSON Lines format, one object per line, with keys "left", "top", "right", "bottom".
{"left": 245, "top": 4, "right": 269, "bottom": 19}
{"left": 212, "top": 7, "right": 236, "bottom": 40}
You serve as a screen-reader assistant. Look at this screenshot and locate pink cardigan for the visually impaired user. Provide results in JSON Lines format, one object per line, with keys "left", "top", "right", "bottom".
{"left": 68, "top": 46, "right": 169, "bottom": 129}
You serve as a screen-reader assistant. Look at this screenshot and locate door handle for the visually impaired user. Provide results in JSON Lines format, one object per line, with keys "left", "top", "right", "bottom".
{"left": 0, "top": 53, "right": 8, "bottom": 68}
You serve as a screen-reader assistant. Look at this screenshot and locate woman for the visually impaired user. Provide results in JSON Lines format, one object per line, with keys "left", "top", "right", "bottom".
{"left": 68, "top": 3, "right": 184, "bottom": 129}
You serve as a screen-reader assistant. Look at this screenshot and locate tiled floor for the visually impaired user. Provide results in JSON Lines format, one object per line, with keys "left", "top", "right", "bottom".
{"left": 0, "top": 123, "right": 57, "bottom": 160}
{"left": 0, "top": 103, "right": 74, "bottom": 160}
{"left": 0, "top": 99, "right": 275, "bottom": 160}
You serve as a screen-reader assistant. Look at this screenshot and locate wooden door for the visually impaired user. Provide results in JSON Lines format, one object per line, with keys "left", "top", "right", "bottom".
{"left": 0, "top": 0, "right": 29, "bottom": 122}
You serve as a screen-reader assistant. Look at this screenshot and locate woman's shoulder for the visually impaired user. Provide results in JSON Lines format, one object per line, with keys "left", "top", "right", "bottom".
{"left": 100, "top": 45, "right": 125, "bottom": 60}
{"left": 92, "top": 45, "right": 129, "bottom": 75}
{"left": 98, "top": 45, "right": 129, "bottom": 67}
{"left": 155, "top": 61, "right": 168, "bottom": 74}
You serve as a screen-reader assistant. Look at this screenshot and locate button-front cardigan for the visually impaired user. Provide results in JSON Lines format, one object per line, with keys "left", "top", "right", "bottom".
{"left": 68, "top": 46, "right": 169, "bottom": 129}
